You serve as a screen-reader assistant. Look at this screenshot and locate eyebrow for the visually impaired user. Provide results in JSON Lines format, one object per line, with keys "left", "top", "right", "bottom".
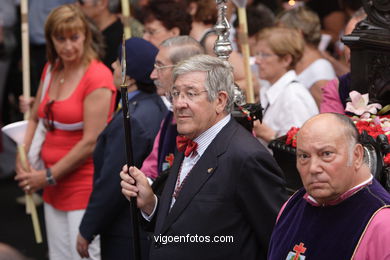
{"left": 297, "top": 145, "right": 336, "bottom": 153}
{"left": 171, "top": 85, "right": 197, "bottom": 90}
{"left": 155, "top": 61, "right": 166, "bottom": 66}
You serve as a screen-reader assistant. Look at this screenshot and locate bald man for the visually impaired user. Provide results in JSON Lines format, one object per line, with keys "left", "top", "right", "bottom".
{"left": 268, "top": 113, "right": 390, "bottom": 260}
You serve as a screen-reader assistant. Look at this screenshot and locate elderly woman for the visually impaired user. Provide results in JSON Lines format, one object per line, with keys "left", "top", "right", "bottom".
{"left": 15, "top": 5, "right": 116, "bottom": 260}
{"left": 253, "top": 27, "right": 318, "bottom": 145}
{"left": 277, "top": 6, "right": 336, "bottom": 107}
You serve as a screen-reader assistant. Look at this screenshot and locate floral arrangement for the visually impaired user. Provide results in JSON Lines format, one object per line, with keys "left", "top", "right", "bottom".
{"left": 284, "top": 91, "right": 390, "bottom": 166}
{"left": 286, "top": 127, "right": 299, "bottom": 148}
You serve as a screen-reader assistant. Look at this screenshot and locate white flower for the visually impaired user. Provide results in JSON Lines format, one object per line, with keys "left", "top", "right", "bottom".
{"left": 345, "top": 91, "right": 382, "bottom": 118}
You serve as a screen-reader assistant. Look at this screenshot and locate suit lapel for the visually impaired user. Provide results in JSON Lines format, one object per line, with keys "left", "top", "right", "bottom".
{"left": 158, "top": 118, "right": 238, "bottom": 234}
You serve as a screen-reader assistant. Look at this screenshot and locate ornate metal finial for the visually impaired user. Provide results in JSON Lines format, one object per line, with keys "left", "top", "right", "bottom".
{"left": 214, "top": 0, "right": 232, "bottom": 60}
{"left": 362, "top": 0, "right": 390, "bottom": 28}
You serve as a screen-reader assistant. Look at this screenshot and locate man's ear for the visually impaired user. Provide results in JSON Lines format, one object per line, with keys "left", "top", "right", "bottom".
{"left": 215, "top": 91, "right": 228, "bottom": 114}
{"left": 353, "top": 143, "right": 364, "bottom": 170}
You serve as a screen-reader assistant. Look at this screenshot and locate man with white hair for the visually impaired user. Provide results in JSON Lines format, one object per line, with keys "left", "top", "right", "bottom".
{"left": 268, "top": 113, "right": 390, "bottom": 259}
{"left": 120, "top": 54, "right": 287, "bottom": 260}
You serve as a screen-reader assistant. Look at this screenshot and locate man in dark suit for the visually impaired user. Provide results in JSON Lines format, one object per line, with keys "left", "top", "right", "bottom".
{"left": 76, "top": 38, "right": 167, "bottom": 259}
{"left": 120, "top": 54, "right": 288, "bottom": 259}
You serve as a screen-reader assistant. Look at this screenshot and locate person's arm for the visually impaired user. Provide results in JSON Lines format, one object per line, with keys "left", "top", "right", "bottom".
{"left": 15, "top": 70, "right": 45, "bottom": 187}
{"left": 353, "top": 208, "right": 390, "bottom": 259}
{"left": 253, "top": 120, "right": 276, "bottom": 143}
{"left": 22, "top": 74, "right": 45, "bottom": 152}
{"left": 16, "top": 87, "right": 113, "bottom": 192}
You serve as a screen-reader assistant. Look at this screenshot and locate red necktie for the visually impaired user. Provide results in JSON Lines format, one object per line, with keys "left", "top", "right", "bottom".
{"left": 176, "top": 136, "right": 198, "bottom": 157}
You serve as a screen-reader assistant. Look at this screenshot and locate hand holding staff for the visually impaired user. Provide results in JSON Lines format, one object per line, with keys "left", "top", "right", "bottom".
{"left": 16, "top": 145, "right": 43, "bottom": 244}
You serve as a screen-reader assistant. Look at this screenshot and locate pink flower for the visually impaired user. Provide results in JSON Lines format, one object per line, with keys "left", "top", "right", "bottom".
{"left": 345, "top": 91, "right": 382, "bottom": 119}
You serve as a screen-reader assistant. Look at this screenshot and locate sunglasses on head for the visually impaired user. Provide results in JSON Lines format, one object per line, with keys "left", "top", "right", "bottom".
{"left": 44, "top": 100, "right": 55, "bottom": 131}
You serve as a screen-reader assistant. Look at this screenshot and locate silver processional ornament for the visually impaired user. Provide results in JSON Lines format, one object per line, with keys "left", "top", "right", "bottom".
{"left": 214, "top": 0, "right": 232, "bottom": 61}
{"left": 213, "top": 0, "right": 262, "bottom": 129}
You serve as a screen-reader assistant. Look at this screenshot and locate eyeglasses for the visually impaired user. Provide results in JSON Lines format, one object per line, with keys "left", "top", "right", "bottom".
{"left": 169, "top": 88, "right": 208, "bottom": 103}
{"left": 255, "top": 52, "right": 276, "bottom": 59}
{"left": 44, "top": 100, "right": 55, "bottom": 131}
{"left": 154, "top": 63, "right": 175, "bottom": 71}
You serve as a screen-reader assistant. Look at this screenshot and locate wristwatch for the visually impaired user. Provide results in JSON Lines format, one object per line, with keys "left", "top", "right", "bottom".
{"left": 46, "top": 168, "right": 57, "bottom": 185}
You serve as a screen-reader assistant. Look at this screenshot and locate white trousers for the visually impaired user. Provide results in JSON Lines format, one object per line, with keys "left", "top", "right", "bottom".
{"left": 44, "top": 203, "right": 101, "bottom": 260}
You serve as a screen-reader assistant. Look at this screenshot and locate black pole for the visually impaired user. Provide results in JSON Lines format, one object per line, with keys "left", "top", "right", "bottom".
{"left": 120, "top": 34, "right": 141, "bottom": 260}
{"left": 120, "top": 85, "right": 141, "bottom": 260}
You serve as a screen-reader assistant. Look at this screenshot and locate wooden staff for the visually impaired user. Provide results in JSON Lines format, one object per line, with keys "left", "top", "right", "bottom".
{"left": 17, "top": 144, "right": 43, "bottom": 244}
{"left": 121, "top": 0, "right": 132, "bottom": 39}
{"left": 21, "top": 0, "right": 31, "bottom": 119}
{"left": 20, "top": 0, "right": 42, "bottom": 244}
{"left": 120, "top": 35, "right": 141, "bottom": 260}
{"left": 233, "top": 0, "right": 255, "bottom": 103}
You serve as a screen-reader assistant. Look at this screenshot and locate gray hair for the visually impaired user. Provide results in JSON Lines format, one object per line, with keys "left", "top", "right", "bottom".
{"left": 324, "top": 113, "right": 359, "bottom": 166}
{"left": 160, "top": 36, "right": 205, "bottom": 65}
{"left": 277, "top": 6, "right": 322, "bottom": 46}
{"left": 173, "top": 54, "right": 235, "bottom": 113}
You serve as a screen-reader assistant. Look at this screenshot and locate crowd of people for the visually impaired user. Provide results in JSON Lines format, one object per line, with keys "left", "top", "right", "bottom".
{"left": 1, "top": 0, "right": 389, "bottom": 259}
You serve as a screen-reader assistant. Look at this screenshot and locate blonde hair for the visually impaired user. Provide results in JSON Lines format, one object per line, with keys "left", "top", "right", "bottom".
{"left": 45, "top": 4, "right": 98, "bottom": 68}
{"left": 277, "top": 6, "right": 321, "bottom": 46}
{"left": 256, "top": 27, "right": 304, "bottom": 69}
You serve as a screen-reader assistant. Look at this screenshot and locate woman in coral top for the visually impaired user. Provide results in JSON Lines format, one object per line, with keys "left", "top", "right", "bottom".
{"left": 15, "top": 4, "right": 116, "bottom": 260}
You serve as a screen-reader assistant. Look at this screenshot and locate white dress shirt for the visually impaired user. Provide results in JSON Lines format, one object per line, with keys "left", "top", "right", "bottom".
{"left": 260, "top": 70, "right": 318, "bottom": 143}
{"left": 143, "top": 114, "right": 231, "bottom": 220}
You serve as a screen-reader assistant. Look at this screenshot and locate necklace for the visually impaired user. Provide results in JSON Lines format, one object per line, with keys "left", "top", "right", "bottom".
{"left": 58, "top": 70, "right": 65, "bottom": 85}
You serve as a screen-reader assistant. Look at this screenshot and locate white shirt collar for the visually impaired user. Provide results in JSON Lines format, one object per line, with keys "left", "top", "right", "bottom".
{"left": 193, "top": 114, "right": 231, "bottom": 157}
{"left": 160, "top": 95, "right": 172, "bottom": 111}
